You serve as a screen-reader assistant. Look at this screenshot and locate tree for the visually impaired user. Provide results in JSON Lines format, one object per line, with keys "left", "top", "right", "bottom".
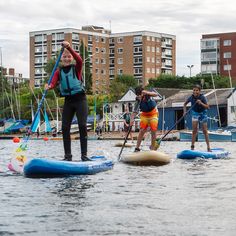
{"left": 109, "top": 74, "right": 138, "bottom": 101}
{"left": 79, "top": 41, "right": 92, "bottom": 94}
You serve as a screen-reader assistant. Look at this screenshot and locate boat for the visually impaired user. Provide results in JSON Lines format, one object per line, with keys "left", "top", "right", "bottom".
{"left": 23, "top": 156, "right": 113, "bottom": 178}
{"left": 177, "top": 148, "right": 229, "bottom": 159}
{"left": 198, "top": 130, "right": 232, "bottom": 142}
{"left": 121, "top": 150, "right": 170, "bottom": 166}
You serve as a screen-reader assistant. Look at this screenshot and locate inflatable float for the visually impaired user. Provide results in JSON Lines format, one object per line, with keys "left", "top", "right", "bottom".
{"left": 23, "top": 156, "right": 113, "bottom": 178}
{"left": 121, "top": 150, "right": 171, "bottom": 166}
{"left": 177, "top": 148, "right": 229, "bottom": 159}
{"left": 115, "top": 142, "right": 134, "bottom": 147}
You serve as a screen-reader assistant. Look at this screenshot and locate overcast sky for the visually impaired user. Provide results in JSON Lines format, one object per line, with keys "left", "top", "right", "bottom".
{"left": 0, "top": 0, "right": 236, "bottom": 78}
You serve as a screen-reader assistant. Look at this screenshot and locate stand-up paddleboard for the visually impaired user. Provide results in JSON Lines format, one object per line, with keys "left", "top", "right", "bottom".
{"left": 23, "top": 156, "right": 113, "bottom": 178}
{"left": 121, "top": 150, "right": 170, "bottom": 166}
{"left": 115, "top": 142, "right": 134, "bottom": 147}
{"left": 177, "top": 148, "right": 229, "bottom": 159}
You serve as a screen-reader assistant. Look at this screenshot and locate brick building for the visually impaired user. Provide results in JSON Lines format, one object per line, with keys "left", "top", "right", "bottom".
{"left": 29, "top": 25, "right": 176, "bottom": 93}
{"left": 201, "top": 32, "right": 236, "bottom": 81}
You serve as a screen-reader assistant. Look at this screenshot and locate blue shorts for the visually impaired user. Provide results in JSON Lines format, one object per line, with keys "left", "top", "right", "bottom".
{"left": 192, "top": 110, "right": 208, "bottom": 123}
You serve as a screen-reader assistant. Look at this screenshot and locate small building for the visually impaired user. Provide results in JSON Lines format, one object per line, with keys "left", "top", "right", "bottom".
{"left": 157, "top": 88, "right": 235, "bottom": 131}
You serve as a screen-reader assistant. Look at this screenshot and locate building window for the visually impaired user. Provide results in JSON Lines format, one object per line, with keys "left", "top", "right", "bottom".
{"left": 224, "top": 64, "right": 231, "bottom": 71}
{"left": 152, "top": 68, "right": 155, "bottom": 74}
{"left": 134, "top": 57, "right": 142, "bottom": 63}
{"left": 35, "top": 57, "right": 42, "bottom": 63}
{"left": 88, "top": 35, "right": 92, "bottom": 41}
{"left": 156, "top": 59, "right": 160, "bottom": 64}
{"left": 117, "top": 48, "right": 123, "bottom": 54}
{"left": 224, "top": 52, "right": 232, "bottom": 59}
{"left": 101, "top": 48, "right": 106, "bottom": 53}
{"left": 109, "top": 48, "right": 115, "bottom": 54}
{"left": 165, "top": 38, "right": 172, "bottom": 45}
{"left": 72, "top": 33, "right": 79, "bottom": 40}
{"left": 95, "top": 58, "right": 99, "bottom": 64}
{"left": 224, "top": 40, "right": 231, "bottom": 46}
{"left": 156, "top": 68, "right": 160, "bottom": 74}
{"left": 134, "top": 68, "right": 142, "bottom": 74}
{"left": 101, "top": 58, "right": 106, "bottom": 64}
{"left": 151, "top": 57, "right": 155, "bottom": 63}
{"left": 152, "top": 47, "right": 155, "bottom": 53}
{"left": 147, "top": 57, "right": 150, "bottom": 62}
{"left": 109, "top": 38, "right": 114, "bottom": 43}
{"left": 133, "top": 36, "right": 142, "bottom": 43}
{"left": 166, "top": 59, "right": 172, "bottom": 66}
{"left": 72, "top": 44, "right": 80, "bottom": 51}
{"left": 109, "top": 69, "right": 114, "bottom": 75}
{"left": 101, "top": 69, "right": 106, "bottom": 75}
{"left": 201, "top": 64, "right": 217, "bottom": 73}
{"left": 118, "top": 58, "right": 123, "bottom": 64}
{"left": 56, "top": 33, "right": 64, "bottom": 40}
{"left": 133, "top": 46, "right": 142, "bottom": 53}
{"left": 88, "top": 46, "right": 92, "bottom": 52}
{"left": 156, "top": 47, "right": 160, "bottom": 53}
{"left": 147, "top": 68, "right": 150, "bottom": 73}
{"left": 35, "top": 46, "right": 42, "bottom": 53}
{"left": 152, "top": 37, "right": 155, "bottom": 42}
{"left": 110, "top": 58, "right": 115, "bottom": 64}
{"left": 117, "top": 37, "right": 123, "bottom": 43}
{"left": 95, "top": 68, "right": 99, "bottom": 74}
{"left": 95, "top": 36, "right": 99, "bottom": 42}
{"left": 101, "top": 37, "right": 106, "bottom": 43}
{"left": 95, "top": 47, "right": 99, "bottom": 53}
{"left": 147, "top": 46, "right": 150, "bottom": 52}
{"left": 118, "top": 69, "right": 123, "bottom": 75}
{"left": 147, "top": 36, "right": 150, "bottom": 41}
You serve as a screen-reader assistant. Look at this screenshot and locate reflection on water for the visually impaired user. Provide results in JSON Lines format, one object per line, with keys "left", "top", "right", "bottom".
{"left": 0, "top": 140, "right": 236, "bottom": 235}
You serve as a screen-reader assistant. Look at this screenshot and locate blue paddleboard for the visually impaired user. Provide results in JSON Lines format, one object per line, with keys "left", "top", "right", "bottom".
{"left": 177, "top": 148, "right": 229, "bottom": 159}
{"left": 23, "top": 156, "right": 113, "bottom": 178}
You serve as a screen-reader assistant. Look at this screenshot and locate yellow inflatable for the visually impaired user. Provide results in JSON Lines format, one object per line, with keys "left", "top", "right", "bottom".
{"left": 121, "top": 150, "right": 170, "bottom": 166}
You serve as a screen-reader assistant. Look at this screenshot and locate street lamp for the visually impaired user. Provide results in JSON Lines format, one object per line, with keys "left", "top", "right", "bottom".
{"left": 187, "top": 64, "right": 194, "bottom": 77}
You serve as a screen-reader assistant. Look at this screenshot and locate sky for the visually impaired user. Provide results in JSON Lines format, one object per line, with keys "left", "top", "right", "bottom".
{"left": 1, "top": 0, "right": 236, "bottom": 78}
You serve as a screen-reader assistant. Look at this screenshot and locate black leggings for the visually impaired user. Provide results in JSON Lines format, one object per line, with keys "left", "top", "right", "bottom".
{"left": 62, "top": 94, "right": 88, "bottom": 156}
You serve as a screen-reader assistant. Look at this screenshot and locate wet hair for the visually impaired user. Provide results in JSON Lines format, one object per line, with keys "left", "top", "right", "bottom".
{"left": 193, "top": 84, "right": 202, "bottom": 90}
{"left": 135, "top": 86, "right": 144, "bottom": 95}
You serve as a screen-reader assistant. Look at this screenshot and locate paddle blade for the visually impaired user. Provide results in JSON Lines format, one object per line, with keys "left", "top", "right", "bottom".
{"left": 154, "top": 138, "right": 161, "bottom": 150}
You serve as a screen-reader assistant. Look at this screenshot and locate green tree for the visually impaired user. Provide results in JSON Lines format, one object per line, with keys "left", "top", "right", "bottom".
{"left": 110, "top": 74, "right": 138, "bottom": 101}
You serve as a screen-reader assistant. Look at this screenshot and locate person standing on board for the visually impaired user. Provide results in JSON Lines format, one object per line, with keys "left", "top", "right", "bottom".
{"left": 131, "top": 86, "right": 159, "bottom": 152}
{"left": 123, "top": 106, "right": 133, "bottom": 142}
{"left": 183, "top": 84, "right": 211, "bottom": 152}
{"left": 45, "top": 41, "right": 90, "bottom": 161}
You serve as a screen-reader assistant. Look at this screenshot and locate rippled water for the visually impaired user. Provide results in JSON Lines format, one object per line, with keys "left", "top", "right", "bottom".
{"left": 0, "top": 139, "right": 236, "bottom": 236}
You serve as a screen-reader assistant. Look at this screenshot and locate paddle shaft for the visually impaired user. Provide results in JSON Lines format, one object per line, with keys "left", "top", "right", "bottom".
{"left": 22, "top": 48, "right": 64, "bottom": 146}
{"left": 118, "top": 100, "right": 141, "bottom": 161}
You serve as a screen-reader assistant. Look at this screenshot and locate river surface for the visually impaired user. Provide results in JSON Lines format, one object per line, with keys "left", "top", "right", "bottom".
{"left": 0, "top": 139, "right": 236, "bottom": 236}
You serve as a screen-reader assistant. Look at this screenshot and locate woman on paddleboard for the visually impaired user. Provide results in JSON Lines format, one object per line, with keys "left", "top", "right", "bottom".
{"left": 45, "top": 41, "right": 90, "bottom": 161}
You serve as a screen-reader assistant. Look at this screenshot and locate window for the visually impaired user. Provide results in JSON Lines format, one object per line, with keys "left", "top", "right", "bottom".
{"left": 95, "top": 68, "right": 99, "bottom": 74}
{"left": 201, "top": 52, "right": 217, "bottom": 61}
{"left": 147, "top": 68, "right": 150, "bottom": 73}
{"left": 156, "top": 47, "right": 160, "bottom": 53}
{"left": 224, "top": 64, "right": 231, "bottom": 71}
{"left": 35, "top": 34, "right": 46, "bottom": 42}
{"left": 134, "top": 68, "right": 142, "bottom": 74}
{"left": 101, "top": 37, "right": 106, "bottom": 43}
{"left": 134, "top": 57, "right": 142, "bottom": 63}
{"left": 109, "top": 38, "right": 114, "bottom": 43}
{"left": 56, "top": 33, "right": 64, "bottom": 40}
{"left": 201, "top": 64, "right": 217, "bottom": 73}
{"left": 118, "top": 58, "right": 123, "bottom": 64}
{"left": 35, "top": 57, "right": 42, "bottom": 63}
{"left": 224, "top": 40, "right": 231, "bottom": 46}
{"left": 109, "top": 69, "right": 114, "bottom": 75}
{"left": 101, "top": 69, "right": 106, "bottom": 75}
{"left": 152, "top": 37, "right": 155, "bottom": 42}
{"left": 109, "top": 48, "right": 115, "bottom": 54}
{"left": 133, "top": 46, "right": 142, "bottom": 53}
{"left": 166, "top": 59, "right": 172, "bottom": 66}
{"left": 224, "top": 52, "right": 231, "bottom": 58}
{"left": 147, "top": 46, "right": 150, "bottom": 52}
{"left": 147, "top": 57, "right": 150, "bottom": 62}
{"left": 95, "top": 47, "right": 99, "bottom": 53}
{"left": 110, "top": 58, "right": 115, "bottom": 64}
{"left": 72, "top": 33, "right": 79, "bottom": 40}
{"left": 147, "top": 36, "right": 150, "bottom": 41}
{"left": 165, "top": 38, "right": 172, "bottom": 45}
{"left": 152, "top": 68, "right": 155, "bottom": 73}
{"left": 95, "top": 58, "right": 99, "bottom": 64}
{"left": 165, "top": 49, "right": 172, "bottom": 56}
{"left": 117, "top": 37, "right": 123, "bottom": 43}
{"left": 152, "top": 47, "right": 155, "bottom": 53}
{"left": 133, "top": 36, "right": 142, "bottom": 43}
{"left": 118, "top": 69, "right": 123, "bottom": 75}
{"left": 88, "top": 46, "right": 92, "bottom": 52}
{"left": 35, "top": 46, "right": 42, "bottom": 53}
{"left": 101, "top": 48, "right": 106, "bottom": 53}
{"left": 156, "top": 58, "right": 160, "bottom": 64}
{"left": 88, "top": 35, "right": 92, "bottom": 41}
{"left": 151, "top": 57, "right": 155, "bottom": 63}
{"left": 95, "top": 36, "right": 99, "bottom": 42}
{"left": 117, "top": 48, "right": 123, "bottom": 54}
{"left": 156, "top": 68, "right": 160, "bottom": 74}
{"left": 101, "top": 58, "right": 106, "bottom": 64}
{"left": 72, "top": 44, "right": 80, "bottom": 51}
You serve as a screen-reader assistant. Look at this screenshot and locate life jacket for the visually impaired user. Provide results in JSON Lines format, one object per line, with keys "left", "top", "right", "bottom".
{"left": 140, "top": 95, "right": 157, "bottom": 112}
{"left": 59, "top": 65, "right": 85, "bottom": 96}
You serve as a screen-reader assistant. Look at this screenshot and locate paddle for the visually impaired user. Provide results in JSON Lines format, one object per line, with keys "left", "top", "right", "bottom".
{"left": 155, "top": 104, "right": 195, "bottom": 150}
{"left": 118, "top": 100, "right": 140, "bottom": 161}
{"left": 16, "top": 47, "right": 64, "bottom": 152}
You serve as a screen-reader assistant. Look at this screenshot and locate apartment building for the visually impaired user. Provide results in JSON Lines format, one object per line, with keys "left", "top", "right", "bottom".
{"left": 201, "top": 32, "right": 236, "bottom": 80}
{"left": 30, "top": 26, "right": 176, "bottom": 93}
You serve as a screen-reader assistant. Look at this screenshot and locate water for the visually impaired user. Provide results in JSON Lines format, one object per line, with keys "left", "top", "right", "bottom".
{"left": 0, "top": 139, "right": 236, "bottom": 236}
